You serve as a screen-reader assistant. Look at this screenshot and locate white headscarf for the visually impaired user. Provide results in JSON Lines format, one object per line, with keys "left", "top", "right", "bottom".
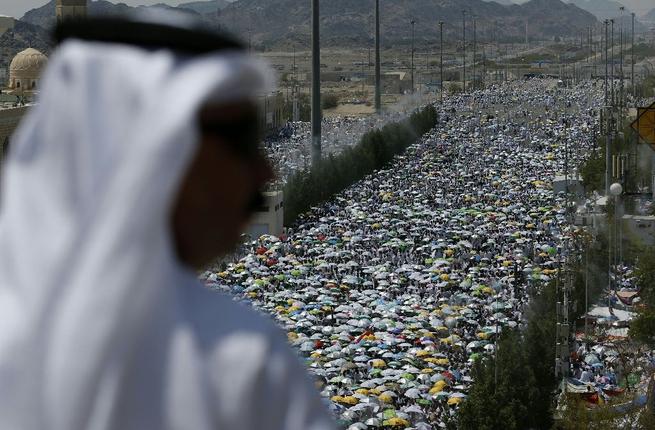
{"left": 0, "top": 40, "right": 334, "bottom": 430}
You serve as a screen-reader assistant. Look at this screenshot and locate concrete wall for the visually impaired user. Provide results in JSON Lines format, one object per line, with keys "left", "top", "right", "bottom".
{"left": 0, "top": 106, "right": 28, "bottom": 168}
{"left": 247, "top": 191, "right": 284, "bottom": 238}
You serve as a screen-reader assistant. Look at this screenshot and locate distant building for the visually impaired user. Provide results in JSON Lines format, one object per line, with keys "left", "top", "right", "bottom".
{"left": 552, "top": 174, "right": 583, "bottom": 196}
{"left": 622, "top": 215, "right": 655, "bottom": 246}
{"left": 8, "top": 48, "right": 48, "bottom": 93}
{"left": 0, "top": 15, "right": 14, "bottom": 37}
{"left": 56, "top": 0, "right": 87, "bottom": 22}
{"left": 247, "top": 191, "right": 284, "bottom": 238}
{"left": 259, "top": 92, "right": 285, "bottom": 135}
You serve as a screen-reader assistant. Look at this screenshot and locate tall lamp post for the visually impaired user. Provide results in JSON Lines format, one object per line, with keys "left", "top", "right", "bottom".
{"left": 462, "top": 10, "right": 466, "bottom": 93}
{"left": 439, "top": 21, "right": 444, "bottom": 103}
{"left": 611, "top": 19, "right": 615, "bottom": 109}
{"left": 311, "top": 0, "right": 321, "bottom": 166}
{"left": 609, "top": 182, "right": 623, "bottom": 306}
{"left": 620, "top": 6, "right": 624, "bottom": 109}
{"left": 631, "top": 12, "right": 635, "bottom": 99}
{"left": 473, "top": 16, "right": 477, "bottom": 90}
{"left": 411, "top": 19, "right": 416, "bottom": 95}
{"left": 375, "top": 0, "right": 381, "bottom": 114}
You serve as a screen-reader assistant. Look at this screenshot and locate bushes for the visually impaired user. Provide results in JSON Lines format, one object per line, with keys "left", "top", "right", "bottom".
{"left": 322, "top": 93, "right": 339, "bottom": 110}
{"left": 283, "top": 105, "right": 438, "bottom": 226}
{"left": 457, "top": 286, "right": 559, "bottom": 430}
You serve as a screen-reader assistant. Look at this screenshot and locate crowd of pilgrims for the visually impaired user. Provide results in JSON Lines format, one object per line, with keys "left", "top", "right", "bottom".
{"left": 202, "top": 80, "right": 607, "bottom": 428}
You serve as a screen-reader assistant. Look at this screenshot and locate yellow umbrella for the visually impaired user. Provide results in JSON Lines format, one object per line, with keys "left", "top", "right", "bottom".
{"left": 355, "top": 388, "right": 370, "bottom": 395}
{"left": 447, "top": 397, "right": 464, "bottom": 406}
{"left": 371, "top": 359, "right": 387, "bottom": 368}
{"left": 341, "top": 396, "right": 359, "bottom": 405}
{"left": 383, "top": 417, "right": 409, "bottom": 427}
{"left": 379, "top": 393, "right": 394, "bottom": 403}
{"left": 415, "top": 350, "right": 431, "bottom": 358}
{"left": 429, "top": 380, "right": 448, "bottom": 395}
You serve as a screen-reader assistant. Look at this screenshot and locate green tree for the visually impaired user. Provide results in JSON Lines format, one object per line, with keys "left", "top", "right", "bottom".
{"left": 630, "top": 247, "right": 655, "bottom": 347}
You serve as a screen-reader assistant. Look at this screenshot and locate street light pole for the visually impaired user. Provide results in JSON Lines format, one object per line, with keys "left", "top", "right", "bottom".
{"left": 462, "top": 10, "right": 466, "bottom": 93}
{"left": 604, "top": 19, "right": 609, "bottom": 107}
{"left": 440, "top": 21, "right": 444, "bottom": 103}
{"left": 311, "top": 0, "right": 321, "bottom": 166}
{"left": 411, "top": 19, "right": 415, "bottom": 94}
{"left": 375, "top": 0, "right": 381, "bottom": 114}
{"left": 631, "top": 12, "right": 635, "bottom": 99}
{"left": 611, "top": 19, "right": 615, "bottom": 109}
{"left": 620, "top": 7, "right": 624, "bottom": 109}
{"left": 473, "top": 17, "right": 477, "bottom": 90}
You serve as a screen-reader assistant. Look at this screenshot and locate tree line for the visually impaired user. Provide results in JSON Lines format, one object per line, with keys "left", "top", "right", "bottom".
{"left": 283, "top": 105, "right": 438, "bottom": 226}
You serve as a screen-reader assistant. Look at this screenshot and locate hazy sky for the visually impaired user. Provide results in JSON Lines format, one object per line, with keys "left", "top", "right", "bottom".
{"left": 1, "top": 0, "right": 653, "bottom": 22}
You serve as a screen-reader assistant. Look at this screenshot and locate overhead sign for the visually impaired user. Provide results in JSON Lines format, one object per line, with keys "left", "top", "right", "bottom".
{"left": 631, "top": 102, "right": 655, "bottom": 148}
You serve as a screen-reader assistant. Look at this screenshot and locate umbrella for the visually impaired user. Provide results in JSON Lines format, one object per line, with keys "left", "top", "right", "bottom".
{"left": 404, "top": 388, "right": 421, "bottom": 399}
{"left": 382, "top": 417, "right": 410, "bottom": 427}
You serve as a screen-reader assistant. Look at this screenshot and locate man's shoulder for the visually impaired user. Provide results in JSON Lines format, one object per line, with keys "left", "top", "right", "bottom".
{"left": 179, "top": 282, "right": 283, "bottom": 353}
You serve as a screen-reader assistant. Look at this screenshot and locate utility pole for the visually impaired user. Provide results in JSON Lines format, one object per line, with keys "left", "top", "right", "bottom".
{"left": 311, "top": 0, "right": 321, "bottom": 166}
{"left": 620, "top": 7, "right": 625, "bottom": 109}
{"left": 611, "top": 19, "right": 615, "bottom": 109}
{"left": 462, "top": 10, "right": 466, "bottom": 92}
{"left": 632, "top": 12, "right": 635, "bottom": 99}
{"left": 525, "top": 20, "right": 528, "bottom": 46}
{"left": 411, "top": 19, "right": 416, "bottom": 94}
{"left": 375, "top": 0, "right": 381, "bottom": 114}
{"left": 483, "top": 46, "right": 486, "bottom": 87}
{"left": 439, "top": 21, "right": 444, "bottom": 103}
{"left": 601, "top": 19, "right": 609, "bottom": 107}
{"left": 473, "top": 17, "right": 477, "bottom": 90}
{"left": 292, "top": 45, "right": 299, "bottom": 122}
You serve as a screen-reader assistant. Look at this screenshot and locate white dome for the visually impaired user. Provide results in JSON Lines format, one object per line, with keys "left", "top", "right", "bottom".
{"left": 9, "top": 48, "right": 47, "bottom": 78}
{"left": 8, "top": 48, "right": 47, "bottom": 91}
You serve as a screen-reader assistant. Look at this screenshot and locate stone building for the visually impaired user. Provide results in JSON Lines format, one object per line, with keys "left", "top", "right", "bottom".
{"left": 56, "top": 0, "right": 88, "bottom": 22}
{"left": 0, "top": 46, "right": 48, "bottom": 168}
{"left": 0, "top": 15, "right": 14, "bottom": 37}
{"left": 8, "top": 48, "right": 48, "bottom": 93}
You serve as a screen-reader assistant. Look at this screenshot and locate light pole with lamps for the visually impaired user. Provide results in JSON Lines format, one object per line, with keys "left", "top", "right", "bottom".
{"left": 462, "top": 10, "right": 466, "bottom": 92}
{"left": 439, "top": 21, "right": 444, "bottom": 103}
{"left": 411, "top": 19, "right": 416, "bottom": 94}
{"left": 375, "top": 0, "right": 381, "bottom": 114}
{"left": 609, "top": 182, "right": 622, "bottom": 307}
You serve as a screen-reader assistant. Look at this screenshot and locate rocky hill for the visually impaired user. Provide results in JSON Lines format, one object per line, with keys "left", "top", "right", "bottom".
{"left": 0, "top": 20, "right": 52, "bottom": 78}
{"left": 179, "top": 0, "right": 232, "bottom": 15}
{"left": 16, "top": 0, "right": 598, "bottom": 51}
{"left": 567, "top": 0, "right": 630, "bottom": 21}
{"left": 212, "top": 0, "right": 598, "bottom": 50}
{"left": 21, "top": 0, "right": 201, "bottom": 31}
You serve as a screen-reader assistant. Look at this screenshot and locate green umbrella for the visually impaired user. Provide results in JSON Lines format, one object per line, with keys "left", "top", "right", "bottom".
{"left": 383, "top": 409, "right": 397, "bottom": 419}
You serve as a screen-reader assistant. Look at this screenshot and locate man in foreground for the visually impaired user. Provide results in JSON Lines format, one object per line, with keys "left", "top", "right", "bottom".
{"left": 0, "top": 13, "right": 334, "bottom": 430}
